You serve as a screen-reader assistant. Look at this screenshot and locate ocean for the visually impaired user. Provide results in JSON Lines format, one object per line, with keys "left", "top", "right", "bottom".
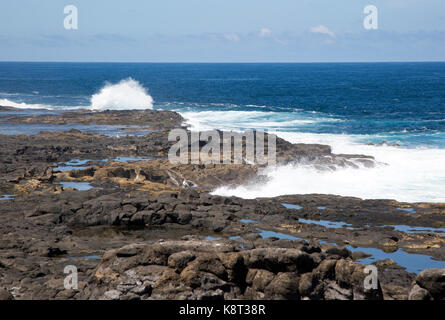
{"left": 1, "top": 62, "right": 444, "bottom": 202}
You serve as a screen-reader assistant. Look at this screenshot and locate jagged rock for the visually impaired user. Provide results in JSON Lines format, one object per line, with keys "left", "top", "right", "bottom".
{"left": 324, "top": 281, "right": 353, "bottom": 300}
{"left": 244, "top": 248, "right": 317, "bottom": 273}
{"left": 246, "top": 269, "right": 275, "bottom": 292}
{"left": 325, "top": 246, "right": 351, "bottom": 258}
{"left": 298, "top": 272, "right": 318, "bottom": 297}
{"left": 0, "top": 289, "right": 13, "bottom": 300}
{"left": 335, "top": 259, "right": 383, "bottom": 300}
{"left": 102, "top": 290, "right": 122, "bottom": 300}
{"left": 264, "top": 272, "right": 300, "bottom": 300}
{"left": 414, "top": 268, "right": 445, "bottom": 300}
{"left": 0, "top": 109, "right": 444, "bottom": 301}
{"left": 408, "top": 284, "right": 433, "bottom": 300}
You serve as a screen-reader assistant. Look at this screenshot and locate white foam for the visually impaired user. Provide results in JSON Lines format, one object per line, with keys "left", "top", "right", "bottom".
{"left": 213, "top": 131, "right": 445, "bottom": 202}
{"left": 1, "top": 93, "right": 444, "bottom": 202}
{"left": 179, "top": 110, "right": 340, "bottom": 132}
{"left": 0, "top": 78, "right": 154, "bottom": 111}
{"left": 179, "top": 110, "right": 445, "bottom": 203}
{"left": 0, "top": 98, "right": 57, "bottom": 110}
{"left": 90, "top": 78, "right": 153, "bottom": 111}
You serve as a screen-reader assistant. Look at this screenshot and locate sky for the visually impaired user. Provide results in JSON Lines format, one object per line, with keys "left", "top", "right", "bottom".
{"left": 0, "top": 0, "right": 444, "bottom": 62}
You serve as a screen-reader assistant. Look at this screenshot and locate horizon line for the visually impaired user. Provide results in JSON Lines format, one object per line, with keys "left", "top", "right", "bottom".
{"left": 1, "top": 60, "right": 445, "bottom": 64}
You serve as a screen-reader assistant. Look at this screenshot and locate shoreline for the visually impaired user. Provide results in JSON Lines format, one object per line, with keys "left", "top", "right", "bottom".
{"left": 0, "top": 107, "right": 444, "bottom": 300}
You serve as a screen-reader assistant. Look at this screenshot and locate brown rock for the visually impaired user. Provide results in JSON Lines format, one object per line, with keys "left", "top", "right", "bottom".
{"left": 415, "top": 268, "right": 445, "bottom": 300}
{"left": 408, "top": 284, "right": 433, "bottom": 300}
{"left": 264, "top": 272, "right": 300, "bottom": 300}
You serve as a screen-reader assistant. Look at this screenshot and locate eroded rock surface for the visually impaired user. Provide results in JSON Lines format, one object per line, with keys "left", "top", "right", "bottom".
{"left": 0, "top": 108, "right": 444, "bottom": 300}
{"left": 88, "top": 239, "right": 383, "bottom": 300}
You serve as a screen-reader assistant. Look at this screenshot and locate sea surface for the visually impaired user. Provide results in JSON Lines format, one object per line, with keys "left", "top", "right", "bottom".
{"left": 1, "top": 62, "right": 445, "bottom": 202}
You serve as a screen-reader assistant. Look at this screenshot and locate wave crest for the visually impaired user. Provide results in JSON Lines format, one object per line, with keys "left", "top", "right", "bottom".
{"left": 0, "top": 98, "right": 57, "bottom": 110}
{"left": 91, "top": 78, "right": 153, "bottom": 110}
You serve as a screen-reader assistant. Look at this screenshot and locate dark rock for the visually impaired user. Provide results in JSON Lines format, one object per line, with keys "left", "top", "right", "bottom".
{"left": 47, "top": 247, "right": 67, "bottom": 257}
{"left": 415, "top": 268, "right": 445, "bottom": 300}
{"left": 245, "top": 248, "right": 317, "bottom": 273}
{"left": 264, "top": 272, "right": 300, "bottom": 300}
{"left": 0, "top": 289, "right": 13, "bottom": 300}
{"left": 408, "top": 284, "right": 433, "bottom": 300}
{"left": 168, "top": 251, "right": 196, "bottom": 272}
{"left": 325, "top": 246, "right": 351, "bottom": 258}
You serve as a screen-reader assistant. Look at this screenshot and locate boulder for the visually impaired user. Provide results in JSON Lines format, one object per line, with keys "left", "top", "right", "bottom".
{"left": 0, "top": 289, "right": 13, "bottom": 300}
{"left": 264, "top": 272, "right": 300, "bottom": 300}
{"left": 408, "top": 284, "right": 433, "bottom": 300}
{"left": 414, "top": 268, "right": 445, "bottom": 300}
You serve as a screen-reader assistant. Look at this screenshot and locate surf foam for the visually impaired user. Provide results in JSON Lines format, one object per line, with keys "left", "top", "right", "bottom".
{"left": 0, "top": 98, "right": 58, "bottom": 110}
{"left": 91, "top": 78, "right": 153, "bottom": 110}
{"left": 177, "top": 110, "right": 445, "bottom": 203}
{"left": 179, "top": 110, "right": 340, "bottom": 132}
{"left": 213, "top": 132, "right": 445, "bottom": 202}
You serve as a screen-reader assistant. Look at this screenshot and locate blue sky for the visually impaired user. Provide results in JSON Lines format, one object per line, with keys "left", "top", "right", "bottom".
{"left": 0, "top": 0, "right": 444, "bottom": 62}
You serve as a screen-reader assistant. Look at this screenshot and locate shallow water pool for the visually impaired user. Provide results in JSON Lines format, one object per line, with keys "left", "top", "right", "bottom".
{"left": 298, "top": 218, "right": 354, "bottom": 229}
{"left": 0, "top": 195, "right": 15, "bottom": 201}
{"left": 282, "top": 203, "right": 303, "bottom": 210}
{"left": 257, "top": 228, "right": 303, "bottom": 241}
{"left": 346, "top": 245, "right": 445, "bottom": 273}
{"left": 58, "top": 182, "right": 100, "bottom": 191}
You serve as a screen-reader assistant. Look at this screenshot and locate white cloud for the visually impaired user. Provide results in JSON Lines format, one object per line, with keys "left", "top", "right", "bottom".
{"left": 309, "top": 25, "right": 336, "bottom": 38}
{"left": 258, "top": 28, "right": 272, "bottom": 38}
{"left": 223, "top": 33, "right": 240, "bottom": 42}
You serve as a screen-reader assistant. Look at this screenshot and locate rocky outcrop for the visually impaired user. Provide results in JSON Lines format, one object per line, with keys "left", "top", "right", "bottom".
{"left": 0, "top": 289, "right": 14, "bottom": 300}
{"left": 55, "top": 159, "right": 260, "bottom": 192}
{"left": 0, "top": 108, "right": 444, "bottom": 300}
{"left": 5, "top": 188, "right": 444, "bottom": 263}
{"left": 89, "top": 239, "right": 383, "bottom": 300}
{"left": 7, "top": 109, "right": 184, "bottom": 130}
{"left": 409, "top": 269, "right": 445, "bottom": 300}
{"left": 0, "top": 127, "right": 373, "bottom": 196}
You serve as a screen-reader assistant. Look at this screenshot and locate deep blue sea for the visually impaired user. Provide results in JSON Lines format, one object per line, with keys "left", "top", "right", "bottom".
{"left": 1, "top": 62, "right": 445, "bottom": 202}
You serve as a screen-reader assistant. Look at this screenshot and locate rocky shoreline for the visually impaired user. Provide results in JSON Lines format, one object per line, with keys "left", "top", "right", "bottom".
{"left": 0, "top": 107, "right": 444, "bottom": 300}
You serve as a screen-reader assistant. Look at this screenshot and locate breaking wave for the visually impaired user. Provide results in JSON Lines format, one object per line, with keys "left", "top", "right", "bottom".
{"left": 179, "top": 110, "right": 342, "bottom": 132}
{"left": 0, "top": 98, "right": 60, "bottom": 110}
{"left": 176, "top": 111, "right": 445, "bottom": 203}
{"left": 0, "top": 78, "right": 154, "bottom": 111}
{"left": 91, "top": 78, "right": 153, "bottom": 110}
{"left": 212, "top": 131, "right": 445, "bottom": 203}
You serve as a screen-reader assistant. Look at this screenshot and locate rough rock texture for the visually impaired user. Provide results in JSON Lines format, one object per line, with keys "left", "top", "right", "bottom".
{"left": 0, "top": 108, "right": 444, "bottom": 300}
{"left": 7, "top": 109, "right": 184, "bottom": 129}
{"left": 409, "top": 269, "right": 445, "bottom": 300}
{"left": 89, "top": 239, "right": 383, "bottom": 300}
